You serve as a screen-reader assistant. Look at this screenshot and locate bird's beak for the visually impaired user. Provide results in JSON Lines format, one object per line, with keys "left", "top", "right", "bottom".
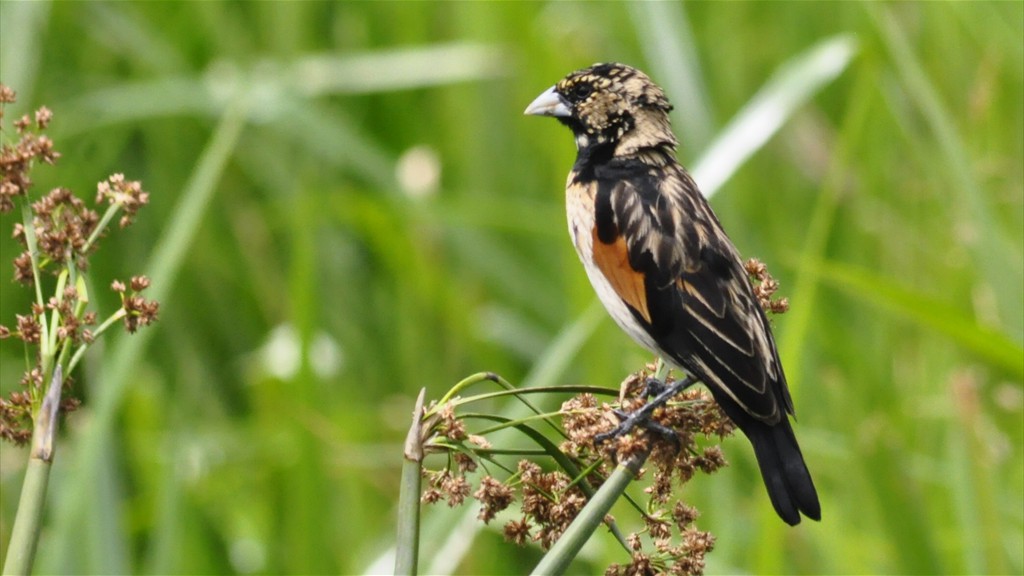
{"left": 524, "top": 85, "right": 571, "bottom": 117}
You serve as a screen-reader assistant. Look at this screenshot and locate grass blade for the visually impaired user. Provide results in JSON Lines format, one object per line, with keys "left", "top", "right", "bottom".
{"left": 869, "top": 3, "right": 1023, "bottom": 339}
{"left": 628, "top": 1, "right": 716, "bottom": 151}
{"left": 692, "top": 34, "right": 858, "bottom": 198}
{"left": 42, "top": 96, "right": 250, "bottom": 574}
{"left": 814, "top": 259, "right": 1023, "bottom": 379}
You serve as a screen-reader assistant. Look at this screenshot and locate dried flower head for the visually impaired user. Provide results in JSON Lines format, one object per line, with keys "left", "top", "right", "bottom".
{"left": 112, "top": 276, "right": 159, "bottom": 334}
{"left": 436, "top": 400, "right": 467, "bottom": 442}
{"left": 0, "top": 85, "right": 159, "bottom": 447}
{"left": 419, "top": 354, "right": 743, "bottom": 575}
{"left": 422, "top": 468, "right": 471, "bottom": 507}
{"left": 502, "top": 517, "right": 531, "bottom": 546}
{"left": 96, "top": 173, "right": 150, "bottom": 228}
{"left": 26, "top": 187, "right": 100, "bottom": 273}
{"left": 474, "top": 475, "right": 515, "bottom": 523}
{"left": 0, "top": 86, "right": 61, "bottom": 213}
{"left": 745, "top": 257, "right": 789, "bottom": 314}
{"left": 0, "top": 390, "right": 33, "bottom": 446}
{"left": 34, "top": 107, "right": 52, "bottom": 130}
{"left": 0, "top": 85, "right": 16, "bottom": 106}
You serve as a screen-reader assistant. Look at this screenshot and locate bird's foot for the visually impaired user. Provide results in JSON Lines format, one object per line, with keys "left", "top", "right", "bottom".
{"left": 640, "top": 376, "right": 667, "bottom": 398}
{"left": 594, "top": 375, "right": 698, "bottom": 454}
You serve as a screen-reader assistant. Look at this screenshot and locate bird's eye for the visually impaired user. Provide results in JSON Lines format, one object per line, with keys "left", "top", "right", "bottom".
{"left": 570, "top": 83, "right": 593, "bottom": 101}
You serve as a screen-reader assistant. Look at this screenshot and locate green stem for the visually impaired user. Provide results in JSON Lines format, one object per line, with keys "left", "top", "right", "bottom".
{"left": 80, "top": 204, "right": 121, "bottom": 255}
{"left": 45, "top": 269, "right": 68, "bottom": 362}
{"left": 2, "top": 458, "right": 52, "bottom": 575}
{"left": 529, "top": 359, "right": 669, "bottom": 575}
{"left": 2, "top": 366, "right": 63, "bottom": 576}
{"left": 433, "top": 371, "right": 509, "bottom": 408}
{"left": 19, "top": 202, "right": 51, "bottom": 379}
{"left": 530, "top": 451, "right": 649, "bottom": 576}
{"left": 395, "top": 389, "right": 427, "bottom": 576}
{"left": 66, "top": 309, "right": 125, "bottom": 375}
{"left": 19, "top": 203, "right": 46, "bottom": 314}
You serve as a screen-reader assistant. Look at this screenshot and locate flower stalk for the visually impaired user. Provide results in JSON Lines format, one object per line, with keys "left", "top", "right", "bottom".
{"left": 395, "top": 388, "right": 428, "bottom": 575}
{"left": 2, "top": 366, "right": 61, "bottom": 575}
{"left": 0, "top": 85, "right": 159, "bottom": 574}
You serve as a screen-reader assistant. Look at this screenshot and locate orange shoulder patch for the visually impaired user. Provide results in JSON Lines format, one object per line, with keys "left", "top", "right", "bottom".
{"left": 591, "top": 228, "right": 651, "bottom": 324}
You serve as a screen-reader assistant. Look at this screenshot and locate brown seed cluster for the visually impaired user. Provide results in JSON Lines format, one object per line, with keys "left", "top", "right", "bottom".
{"left": 422, "top": 468, "right": 472, "bottom": 507}
{"left": 97, "top": 173, "right": 150, "bottom": 229}
{"left": 605, "top": 500, "right": 717, "bottom": 575}
{"left": 0, "top": 86, "right": 60, "bottom": 213}
{"left": 605, "top": 526, "right": 716, "bottom": 576}
{"left": 0, "top": 377, "right": 36, "bottom": 445}
{"left": 420, "top": 363, "right": 735, "bottom": 575}
{"left": 112, "top": 276, "right": 160, "bottom": 333}
{"left": 12, "top": 188, "right": 100, "bottom": 281}
{"left": 0, "top": 85, "right": 158, "bottom": 447}
{"left": 565, "top": 368, "right": 729, "bottom": 575}
{"left": 421, "top": 399, "right": 595, "bottom": 550}
{"left": 0, "top": 367, "right": 80, "bottom": 446}
{"left": 600, "top": 484, "right": 717, "bottom": 575}
{"left": 514, "top": 460, "right": 589, "bottom": 549}
{"left": 745, "top": 257, "right": 789, "bottom": 315}
{"left": 474, "top": 475, "right": 515, "bottom": 524}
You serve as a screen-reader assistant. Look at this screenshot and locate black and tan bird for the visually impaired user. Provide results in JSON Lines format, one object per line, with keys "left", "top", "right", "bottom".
{"left": 525, "top": 63, "right": 820, "bottom": 525}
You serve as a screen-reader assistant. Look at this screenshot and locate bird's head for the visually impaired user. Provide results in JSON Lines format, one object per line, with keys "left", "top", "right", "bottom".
{"left": 525, "top": 63, "right": 677, "bottom": 156}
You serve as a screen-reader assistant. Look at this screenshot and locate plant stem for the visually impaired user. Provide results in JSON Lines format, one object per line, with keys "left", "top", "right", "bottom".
{"left": 81, "top": 203, "right": 121, "bottom": 254}
{"left": 529, "top": 359, "right": 670, "bottom": 575}
{"left": 19, "top": 203, "right": 45, "bottom": 315}
{"left": 394, "top": 388, "right": 427, "bottom": 576}
{"left": 2, "top": 458, "right": 52, "bottom": 575}
{"left": 67, "top": 309, "right": 125, "bottom": 374}
{"left": 2, "top": 366, "right": 63, "bottom": 576}
{"left": 530, "top": 451, "right": 650, "bottom": 576}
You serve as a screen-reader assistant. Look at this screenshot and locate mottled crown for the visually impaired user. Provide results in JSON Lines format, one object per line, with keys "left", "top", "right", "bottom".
{"left": 556, "top": 63, "right": 672, "bottom": 112}
{"left": 554, "top": 63, "right": 676, "bottom": 153}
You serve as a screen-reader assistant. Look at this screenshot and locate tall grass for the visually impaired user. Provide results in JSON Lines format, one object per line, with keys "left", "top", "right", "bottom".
{"left": 1, "top": 2, "right": 1020, "bottom": 574}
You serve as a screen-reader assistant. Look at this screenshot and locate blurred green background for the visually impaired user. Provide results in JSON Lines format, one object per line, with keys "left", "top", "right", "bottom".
{"left": 1, "top": 2, "right": 1021, "bottom": 574}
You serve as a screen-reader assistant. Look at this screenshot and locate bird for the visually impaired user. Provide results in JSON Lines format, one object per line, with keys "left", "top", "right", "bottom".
{"left": 524, "top": 63, "right": 820, "bottom": 526}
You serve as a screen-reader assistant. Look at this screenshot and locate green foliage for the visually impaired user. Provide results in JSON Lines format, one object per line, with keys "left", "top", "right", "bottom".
{"left": 1, "top": 2, "right": 1021, "bottom": 574}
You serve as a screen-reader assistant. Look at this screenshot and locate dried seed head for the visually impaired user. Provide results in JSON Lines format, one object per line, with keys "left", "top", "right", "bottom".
{"left": 96, "top": 173, "right": 149, "bottom": 228}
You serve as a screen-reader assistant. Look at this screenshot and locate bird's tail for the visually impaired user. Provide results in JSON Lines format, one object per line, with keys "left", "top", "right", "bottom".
{"left": 744, "top": 415, "right": 820, "bottom": 525}
{"left": 715, "top": 398, "right": 820, "bottom": 525}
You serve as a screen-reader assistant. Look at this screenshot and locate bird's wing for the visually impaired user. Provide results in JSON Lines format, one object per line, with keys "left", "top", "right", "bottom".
{"left": 591, "top": 161, "right": 791, "bottom": 423}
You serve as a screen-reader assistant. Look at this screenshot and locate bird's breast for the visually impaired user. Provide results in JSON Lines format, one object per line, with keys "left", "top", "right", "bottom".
{"left": 565, "top": 176, "right": 594, "bottom": 257}
{"left": 565, "top": 177, "right": 661, "bottom": 355}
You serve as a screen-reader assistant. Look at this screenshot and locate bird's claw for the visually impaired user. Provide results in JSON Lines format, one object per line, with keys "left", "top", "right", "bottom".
{"left": 593, "top": 375, "right": 698, "bottom": 453}
{"left": 641, "top": 377, "right": 666, "bottom": 398}
{"left": 593, "top": 402, "right": 680, "bottom": 451}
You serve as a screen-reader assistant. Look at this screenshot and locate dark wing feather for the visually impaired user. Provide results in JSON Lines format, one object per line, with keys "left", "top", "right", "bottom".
{"left": 594, "top": 160, "right": 791, "bottom": 424}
